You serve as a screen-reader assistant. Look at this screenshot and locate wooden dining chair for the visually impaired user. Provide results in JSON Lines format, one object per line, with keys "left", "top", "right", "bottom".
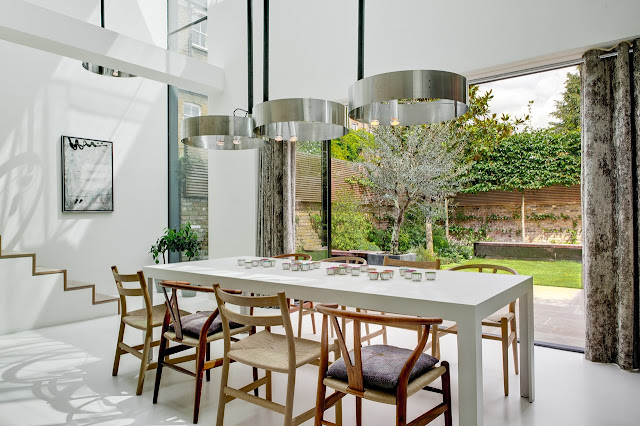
{"left": 111, "top": 266, "right": 190, "bottom": 395}
{"left": 323, "top": 256, "right": 386, "bottom": 345}
{"left": 438, "top": 264, "right": 519, "bottom": 396}
{"left": 213, "top": 285, "right": 341, "bottom": 426}
{"left": 314, "top": 304, "right": 452, "bottom": 426}
{"left": 383, "top": 257, "right": 441, "bottom": 270}
{"left": 152, "top": 281, "right": 253, "bottom": 424}
{"left": 274, "top": 253, "right": 317, "bottom": 337}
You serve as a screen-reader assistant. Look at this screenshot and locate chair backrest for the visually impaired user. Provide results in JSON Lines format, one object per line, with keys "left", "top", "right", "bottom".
{"left": 158, "top": 280, "right": 218, "bottom": 342}
{"left": 447, "top": 264, "right": 518, "bottom": 312}
{"left": 111, "top": 265, "right": 152, "bottom": 320}
{"left": 314, "top": 304, "right": 442, "bottom": 397}
{"left": 383, "top": 257, "right": 441, "bottom": 270}
{"left": 213, "top": 285, "right": 296, "bottom": 367}
{"left": 323, "top": 256, "right": 367, "bottom": 264}
{"left": 273, "top": 253, "right": 312, "bottom": 260}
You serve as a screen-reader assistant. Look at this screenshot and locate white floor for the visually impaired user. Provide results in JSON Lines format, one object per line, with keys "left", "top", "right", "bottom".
{"left": 0, "top": 294, "right": 638, "bottom": 426}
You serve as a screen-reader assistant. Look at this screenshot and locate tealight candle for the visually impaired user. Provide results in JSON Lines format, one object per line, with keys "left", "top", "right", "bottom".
{"left": 425, "top": 271, "right": 436, "bottom": 281}
{"left": 411, "top": 272, "right": 422, "bottom": 282}
{"left": 368, "top": 271, "right": 379, "bottom": 280}
{"left": 383, "top": 269, "right": 394, "bottom": 278}
{"left": 262, "top": 259, "right": 270, "bottom": 267}
{"left": 360, "top": 264, "right": 369, "bottom": 272}
{"left": 291, "top": 263, "right": 300, "bottom": 271}
{"left": 269, "top": 259, "right": 276, "bottom": 267}
{"left": 244, "top": 261, "right": 252, "bottom": 269}
{"left": 301, "top": 263, "right": 310, "bottom": 271}
{"left": 326, "top": 267, "right": 336, "bottom": 275}
{"left": 312, "top": 262, "right": 321, "bottom": 269}
{"left": 251, "top": 259, "right": 260, "bottom": 267}
{"left": 237, "top": 258, "right": 245, "bottom": 266}
{"left": 380, "top": 271, "right": 391, "bottom": 280}
{"left": 338, "top": 267, "right": 348, "bottom": 275}
{"left": 405, "top": 269, "right": 416, "bottom": 279}
{"left": 351, "top": 268, "right": 361, "bottom": 276}
{"left": 282, "top": 262, "right": 291, "bottom": 270}
{"left": 399, "top": 268, "right": 408, "bottom": 277}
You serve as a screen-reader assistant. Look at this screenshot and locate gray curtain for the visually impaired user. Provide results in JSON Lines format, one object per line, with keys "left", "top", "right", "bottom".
{"left": 582, "top": 39, "right": 640, "bottom": 370}
{"left": 257, "top": 141, "right": 296, "bottom": 257}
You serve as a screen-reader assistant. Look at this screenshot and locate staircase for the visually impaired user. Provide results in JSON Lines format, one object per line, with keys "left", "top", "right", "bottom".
{"left": 0, "top": 235, "right": 120, "bottom": 335}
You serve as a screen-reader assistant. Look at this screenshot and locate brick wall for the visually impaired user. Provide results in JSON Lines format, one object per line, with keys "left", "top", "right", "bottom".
{"left": 180, "top": 196, "right": 209, "bottom": 260}
{"left": 295, "top": 202, "right": 323, "bottom": 251}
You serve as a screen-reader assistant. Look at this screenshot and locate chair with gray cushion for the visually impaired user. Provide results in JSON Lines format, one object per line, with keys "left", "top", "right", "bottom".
{"left": 314, "top": 305, "right": 452, "bottom": 426}
{"left": 152, "top": 281, "right": 253, "bottom": 424}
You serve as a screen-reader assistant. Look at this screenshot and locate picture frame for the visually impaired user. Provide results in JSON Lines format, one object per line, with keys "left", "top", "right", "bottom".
{"left": 61, "top": 135, "right": 113, "bottom": 212}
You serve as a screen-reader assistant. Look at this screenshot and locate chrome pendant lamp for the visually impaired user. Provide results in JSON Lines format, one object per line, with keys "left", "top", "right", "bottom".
{"left": 348, "top": 1, "right": 468, "bottom": 127}
{"left": 82, "top": 0, "right": 136, "bottom": 78}
{"left": 252, "top": 1, "right": 349, "bottom": 142}
{"left": 181, "top": 0, "right": 267, "bottom": 151}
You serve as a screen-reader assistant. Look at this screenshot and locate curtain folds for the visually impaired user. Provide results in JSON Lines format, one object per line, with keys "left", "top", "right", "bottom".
{"left": 256, "top": 141, "right": 296, "bottom": 257}
{"left": 582, "top": 39, "right": 640, "bottom": 370}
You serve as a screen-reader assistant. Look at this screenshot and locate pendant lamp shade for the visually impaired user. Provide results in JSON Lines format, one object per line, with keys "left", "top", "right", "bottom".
{"left": 181, "top": 115, "right": 267, "bottom": 150}
{"left": 253, "top": 98, "right": 349, "bottom": 142}
{"left": 348, "top": 70, "right": 468, "bottom": 126}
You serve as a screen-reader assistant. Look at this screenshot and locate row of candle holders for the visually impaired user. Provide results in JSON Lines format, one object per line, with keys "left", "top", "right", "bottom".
{"left": 237, "top": 258, "right": 277, "bottom": 268}
{"left": 326, "top": 264, "right": 436, "bottom": 282}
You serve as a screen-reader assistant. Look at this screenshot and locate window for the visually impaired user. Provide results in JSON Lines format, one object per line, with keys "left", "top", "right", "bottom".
{"left": 183, "top": 102, "right": 201, "bottom": 119}
{"left": 190, "top": 9, "right": 207, "bottom": 50}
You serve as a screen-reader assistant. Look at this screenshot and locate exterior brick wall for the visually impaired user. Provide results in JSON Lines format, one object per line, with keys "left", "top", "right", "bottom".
{"left": 295, "top": 202, "right": 323, "bottom": 251}
{"left": 180, "top": 196, "right": 209, "bottom": 260}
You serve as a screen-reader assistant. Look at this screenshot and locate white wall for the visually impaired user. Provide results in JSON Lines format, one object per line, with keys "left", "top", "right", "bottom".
{"left": 206, "top": 0, "right": 640, "bottom": 258}
{"left": 0, "top": 0, "right": 168, "bottom": 295}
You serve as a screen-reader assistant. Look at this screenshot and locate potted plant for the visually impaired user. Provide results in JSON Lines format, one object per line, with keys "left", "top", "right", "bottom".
{"left": 150, "top": 222, "right": 200, "bottom": 296}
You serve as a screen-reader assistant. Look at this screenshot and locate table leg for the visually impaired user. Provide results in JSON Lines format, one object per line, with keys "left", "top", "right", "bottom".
{"left": 519, "top": 287, "right": 535, "bottom": 402}
{"left": 456, "top": 313, "right": 483, "bottom": 426}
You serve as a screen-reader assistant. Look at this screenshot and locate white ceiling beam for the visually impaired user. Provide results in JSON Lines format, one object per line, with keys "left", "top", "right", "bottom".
{"left": 0, "top": 0, "right": 224, "bottom": 95}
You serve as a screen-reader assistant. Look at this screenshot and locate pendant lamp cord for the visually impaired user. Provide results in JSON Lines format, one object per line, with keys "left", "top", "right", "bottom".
{"left": 100, "top": 0, "right": 105, "bottom": 28}
{"left": 357, "top": 0, "right": 364, "bottom": 80}
{"left": 247, "top": 0, "right": 253, "bottom": 113}
{"left": 263, "top": 0, "right": 269, "bottom": 102}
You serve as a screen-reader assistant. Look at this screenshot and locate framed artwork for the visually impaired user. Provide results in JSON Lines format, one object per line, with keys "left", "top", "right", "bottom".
{"left": 61, "top": 135, "right": 113, "bottom": 212}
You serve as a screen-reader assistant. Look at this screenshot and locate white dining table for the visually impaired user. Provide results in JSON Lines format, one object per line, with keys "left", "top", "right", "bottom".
{"left": 143, "top": 257, "right": 534, "bottom": 426}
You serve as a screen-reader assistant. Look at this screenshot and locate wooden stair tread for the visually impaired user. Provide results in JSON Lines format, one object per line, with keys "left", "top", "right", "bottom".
{"left": 0, "top": 250, "right": 33, "bottom": 258}
{"left": 35, "top": 266, "right": 66, "bottom": 275}
{"left": 67, "top": 280, "right": 93, "bottom": 290}
{"left": 95, "top": 293, "right": 119, "bottom": 303}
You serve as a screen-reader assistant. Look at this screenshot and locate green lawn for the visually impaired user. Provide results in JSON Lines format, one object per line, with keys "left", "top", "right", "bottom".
{"left": 445, "top": 258, "right": 582, "bottom": 289}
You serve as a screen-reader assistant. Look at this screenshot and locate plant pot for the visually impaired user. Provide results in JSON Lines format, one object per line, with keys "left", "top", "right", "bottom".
{"left": 181, "top": 289, "right": 197, "bottom": 298}
{"left": 367, "top": 252, "right": 417, "bottom": 266}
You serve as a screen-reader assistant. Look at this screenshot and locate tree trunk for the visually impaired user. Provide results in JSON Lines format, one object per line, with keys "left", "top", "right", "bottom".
{"left": 425, "top": 220, "right": 434, "bottom": 254}
{"left": 521, "top": 191, "right": 526, "bottom": 242}
{"left": 444, "top": 198, "right": 449, "bottom": 241}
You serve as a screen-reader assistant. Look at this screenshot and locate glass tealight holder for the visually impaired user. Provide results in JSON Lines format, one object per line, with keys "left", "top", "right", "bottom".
{"left": 360, "top": 264, "right": 369, "bottom": 272}
{"left": 380, "top": 271, "right": 391, "bottom": 280}
{"left": 237, "top": 258, "right": 245, "bottom": 266}
{"left": 368, "top": 271, "right": 379, "bottom": 280}
{"left": 301, "top": 263, "right": 310, "bottom": 271}
{"left": 244, "top": 261, "right": 253, "bottom": 269}
{"left": 399, "top": 268, "right": 408, "bottom": 277}
{"left": 262, "top": 259, "right": 270, "bottom": 267}
{"left": 282, "top": 262, "right": 291, "bottom": 270}
{"left": 383, "top": 269, "right": 394, "bottom": 278}
{"left": 411, "top": 272, "right": 422, "bottom": 282}
{"left": 251, "top": 259, "right": 260, "bottom": 267}
{"left": 312, "top": 262, "right": 321, "bottom": 269}
{"left": 326, "top": 267, "right": 336, "bottom": 275}
{"left": 426, "top": 271, "right": 436, "bottom": 281}
{"left": 405, "top": 269, "right": 416, "bottom": 279}
{"left": 291, "top": 263, "right": 300, "bottom": 271}
{"left": 338, "top": 267, "right": 347, "bottom": 275}
{"left": 351, "top": 268, "right": 361, "bottom": 276}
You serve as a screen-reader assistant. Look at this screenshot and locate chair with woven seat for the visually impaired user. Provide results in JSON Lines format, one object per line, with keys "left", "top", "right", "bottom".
{"left": 213, "top": 284, "right": 341, "bottom": 426}
{"left": 273, "top": 253, "right": 316, "bottom": 337}
{"left": 152, "top": 281, "right": 253, "bottom": 424}
{"left": 436, "top": 264, "right": 519, "bottom": 396}
{"left": 314, "top": 304, "right": 452, "bottom": 426}
{"left": 111, "top": 266, "right": 190, "bottom": 395}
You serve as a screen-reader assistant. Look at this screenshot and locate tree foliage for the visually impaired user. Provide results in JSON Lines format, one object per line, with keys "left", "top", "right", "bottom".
{"left": 550, "top": 70, "right": 581, "bottom": 133}
{"left": 295, "top": 129, "right": 374, "bottom": 161}
{"left": 363, "top": 125, "right": 470, "bottom": 254}
{"left": 464, "top": 129, "right": 581, "bottom": 193}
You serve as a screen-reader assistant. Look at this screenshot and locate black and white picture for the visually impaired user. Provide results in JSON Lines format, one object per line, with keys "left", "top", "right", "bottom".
{"left": 61, "top": 136, "right": 113, "bottom": 212}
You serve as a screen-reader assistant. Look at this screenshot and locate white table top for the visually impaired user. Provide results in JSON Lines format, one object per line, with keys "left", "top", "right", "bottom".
{"left": 144, "top": 257, "right": 532, "bottom": 320}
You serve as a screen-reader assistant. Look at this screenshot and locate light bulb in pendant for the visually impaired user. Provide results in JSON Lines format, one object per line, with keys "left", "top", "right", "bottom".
{"left": 217, "top": 139, "right": 224, "bottom": 146}
{"left": 370, "top": 102, "right": 380, "bottom": 126}
{"left": 112, "top": 70, "right": 119, "bottom": 77}
{"left": 274, "top": 122, "right": 283, "bottom": 141}
{"left": 289, "top": 122, "right": 298, "bottom": 142}
{"left": 232, "top": 138, "right": 241, "bottom": 145}
{"left": 390, "top": 100, "right": 400, "bottom": 126}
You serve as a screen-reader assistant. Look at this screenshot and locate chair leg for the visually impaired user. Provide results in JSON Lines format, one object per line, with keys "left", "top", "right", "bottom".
{"left": 153, "top": 334, "right": 168, "bottom": 404}
{"left": 283, "top": 370, "right": 296, "bottom": 426}
{"left": 314, "top": 380, "right": 327, "bottom": 426}
{"left": 430, "top": 325, "right": 439, "bottom": 358}
{"left": 396, "top": 392, "right": 408, "bottom": 426}
{"left": 206, "top": 342, "right": 211, "bottom": 382}
{"left": 298, "top": 302, "right": 304, "bottom": 338}
{"left": 511, "top": 317, "right": 519, "bottom": 375}
{"left": 136, "top": 331, "right": 152, "bottom": 396}
{"left": 112, "top": 320, "right": 126, "bottom": 376}
{"left": 310, "top": 303, "right": 317, "bottom": 334}
{"left": 253, "top": 367, "right": 259, "bottom": 397}
{"left": 356, "top": 396, "right": 362, "bottom": 426}
{"left": 216, "top": 356, "right": 231, "bottom": 426}
{"left": 442, "top": 361, "right": 453, "bottom": 426}
{"left": 193, "top": 345, "right": 207, "bottom": 424}
{"left": 501, "top": 318, "right": 510, "bottom": 396}
{"left": 266, "top": 370, "right": 272, "bottom": 401}
{"left": 335, "top": 398, "right": 343, "bottom": 426}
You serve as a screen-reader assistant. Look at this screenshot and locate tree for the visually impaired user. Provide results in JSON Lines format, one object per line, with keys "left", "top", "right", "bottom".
{"left": 295, "top": 129, "right": 374, "bottom": 162}
{"left": 549, "top": 70, "right": 581, "bottom": 132}
{"left": 362, "top": 125, "right": 470, "bottom": 254}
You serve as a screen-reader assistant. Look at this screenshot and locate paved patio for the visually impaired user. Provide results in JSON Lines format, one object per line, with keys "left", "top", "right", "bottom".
{"left": 532, "top": 286, "right": 585, "bottom": 349}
